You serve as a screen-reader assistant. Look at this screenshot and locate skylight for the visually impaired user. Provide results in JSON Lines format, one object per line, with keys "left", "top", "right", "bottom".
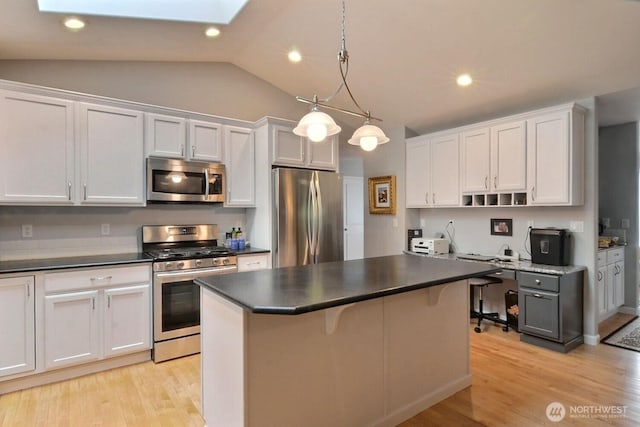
{"left": 37, "top": 0, "right": 250, "bottom": 24}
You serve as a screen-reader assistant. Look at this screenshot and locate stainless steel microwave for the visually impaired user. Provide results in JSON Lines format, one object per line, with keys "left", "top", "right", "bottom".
{"left": 147, "top": 157, "right": 225, "bottom": 203}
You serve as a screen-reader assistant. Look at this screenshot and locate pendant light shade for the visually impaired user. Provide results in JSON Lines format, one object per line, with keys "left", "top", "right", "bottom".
{"left": 293, "top": 109, "right": 342, "bottom": 142}
{"left": 348, "top": 123, "right": 390, "bottom": 151}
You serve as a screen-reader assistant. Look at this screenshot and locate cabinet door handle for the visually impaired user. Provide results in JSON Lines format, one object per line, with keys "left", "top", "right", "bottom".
{"left": 493, "top": 176, "right": 497, "bottom": 189}
{"left": 425, "top": 193, "right": 428, "bottom": 204}
{"left": 432, "top": 193, "right": 435, "bottom": 204}
{"left": 92, "top": 297, "right": 96, "bottom": 310}
{"left": 191, "top": 144, "right": 196, "bottom": 158}
{"left": 107, "top": 295, "right": 111, "bottom": 309}
{"left": 532, "top": 293, "right": 543, "bottom": 298}
{"left": 26, "top": 283, "right": 30, "bottom": 298}
{"left": 181, "top": 145, "right": 185, "bottom": 157}
{"left": 68, "top": 181, "right": 72, "bottom": 201}
{"left": 484, "top": 176, "right": 488, "bottom": 190}
{"left": 535, "top": 279, "right": 541, "bottom": 285}
{"left": 598, "top": 271, "right": 603, "bottom": 281}
{"left": 83, "top": 184, "right": 87, "bottom": 201}
{"left": 90, "top": 275, "right": 112, "bottom": 283}
{"left": 531, "top": 187, "right": 536, "bottom": 202}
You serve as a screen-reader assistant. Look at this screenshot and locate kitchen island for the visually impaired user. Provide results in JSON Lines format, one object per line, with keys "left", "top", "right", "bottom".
{"left": 196, "top": 255, "right": 499, "bottom": 427}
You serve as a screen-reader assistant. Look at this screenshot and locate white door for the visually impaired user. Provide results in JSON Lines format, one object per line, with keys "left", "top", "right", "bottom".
{"left": 78, "top": 103, "right": 144, "bottom": 205}
{"left": 188, "top": 119, "right": 223, "bottom": 162}
{"left": 145, "top": 113, "right": 186, "bottom": 158}
{"left": 0, "top": 276, "right": 35, "bottom": 377}
{"left": 307, "top": 135, "right": 338, "bottom": 171}
{"left": 490, "top": 120, "right": 526, "bottom": 191}
{"left": 104, "top": 284, "right": 151, "bottom": 357}
{"left": 527, "top": 112, "right": 570, "bottom": 205}
{"left": 460, "top": 127, "right": 490, "bottom": 193}
{"left": 224, "top": 125, "right": 255, "bottom": 207}
{"left": 0, "top": 90, "right": 75, "bottom": 204}
{"left": 343, "top": 176, "right": 364, "bottom": 260}
{"left": 405, "top": 137, "right": 430, "bottom": 207}
{"left": 430, "top": 133, "right": 460, "bottom": 207}
{"left": 45, "top": 290, "right": 100, "bottom": 369}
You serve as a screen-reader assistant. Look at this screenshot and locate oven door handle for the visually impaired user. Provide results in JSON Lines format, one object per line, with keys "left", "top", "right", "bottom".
{"left": 155, "top": 265, "right": 238, "bottom": 280}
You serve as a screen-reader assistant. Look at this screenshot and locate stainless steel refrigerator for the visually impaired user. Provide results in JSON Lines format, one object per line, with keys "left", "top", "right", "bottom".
{"left": 273, "top": 168, "right": 344, "bottom": 268}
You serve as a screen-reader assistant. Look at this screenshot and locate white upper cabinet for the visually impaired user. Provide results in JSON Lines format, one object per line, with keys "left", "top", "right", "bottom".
{"left": 405, "top": 133, "right": 459, "bottom": 208}
{"left": 0, "top": 276, "right": 35, "bottom": 378}
{"left": 146, "top": 113, "right": 224, "bottom": 162}
{"left": 527, "top": 106, "right": 584, "bottom": 206}
{"left": 405, "top": 136, "right": 430, "bottom": 208}
{"left": 77, "top": 103, "right": 145, "bottom": 205}
{"left": 430, "top": 133, "right": 460, "bottom": 207}
{"left": 490, "top": 120, "right": 526, "bottom": 192}
{"left": 0, "top": 90, "right": 75, "bottom": 204}
{"left": 460, "top": 127, "right": 491, "bottom": 193}
{"left": 224, "top": 125, "right": 255, "bottom": 207}
{"left": 188, "top": 119, "right": 223, "bottom": 162}
{"left": 145, "top": 113, "right": 187, "bottom": 159}
{"left": 272, "top": 124, "right": 338, "bottom": 171}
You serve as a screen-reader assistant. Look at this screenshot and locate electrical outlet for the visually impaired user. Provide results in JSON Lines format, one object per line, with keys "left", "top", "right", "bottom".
{"left": 419, "top": 218, "right": 426, "bottom": 228}
{"left": 569, "top": 221, "right": 584, "bottom": 232}
{"left": 101, "top": 223, "right": 110, "bottom": 236}
{"left": 527, "top": 220, "right": 534, "bottom": 229}
{"left": 602, "top": 217, "right": 611, "bottom": 228}
{"left": 21, "top": 224, "right": 33, "bottom": 238}
{"left": 621, "top": 218, "right": 630, "bottom": 229}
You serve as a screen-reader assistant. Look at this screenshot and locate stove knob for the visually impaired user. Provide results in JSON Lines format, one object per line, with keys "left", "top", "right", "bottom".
{"left": 177, "top": 261, "right": 185, "bottom": 269}
{"left": 223, "top": 258, "right": 230, "bottom": 265}
{"left": 195, "top": 259, "right": 202, "bottom": 267}
{"left": 166, "top": 262, "right": 174, "bottom": 270}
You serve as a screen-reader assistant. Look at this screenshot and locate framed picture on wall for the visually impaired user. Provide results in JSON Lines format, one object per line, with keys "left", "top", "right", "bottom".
{"left": 490, "top": 218, "right": 513, "bottom": 236}
{"left": 368, "top": 175, "right": 396, "bottom": 215}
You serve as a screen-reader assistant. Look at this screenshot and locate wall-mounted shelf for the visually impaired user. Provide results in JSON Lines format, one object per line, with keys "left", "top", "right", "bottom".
{"left": 462, "top": 192, "right": 528, "bottom": 207}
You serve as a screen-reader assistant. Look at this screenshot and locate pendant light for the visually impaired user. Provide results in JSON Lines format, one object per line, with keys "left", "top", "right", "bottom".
{"left": 293, "top": 0, "right": 388, "bottom": 151}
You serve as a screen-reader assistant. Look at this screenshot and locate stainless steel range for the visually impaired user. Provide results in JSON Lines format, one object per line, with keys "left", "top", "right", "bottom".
{"left": 142, "top": 224, "right": 237, "bottom": 363}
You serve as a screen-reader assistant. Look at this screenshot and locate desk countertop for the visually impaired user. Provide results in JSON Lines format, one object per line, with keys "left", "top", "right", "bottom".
{"left": 405, "top": 251, "right": 585, "bottom": 276}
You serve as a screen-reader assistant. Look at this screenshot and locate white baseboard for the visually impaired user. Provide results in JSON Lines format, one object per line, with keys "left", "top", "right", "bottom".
{"left": 583, "top": 334, "right": 599, "bottom": 346}
{"left": 0, "top": 351, "right": 150, "bottom": 395}
{"left": 618, "top": 306, "right": 640, "bottom": 316}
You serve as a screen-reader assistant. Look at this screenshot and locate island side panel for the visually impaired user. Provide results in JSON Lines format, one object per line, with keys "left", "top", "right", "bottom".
{"left": 201, "top": 288, "right": 247, "bottom": 427}
{"left": 382, "top": 281, "right": 471, "bottom": 425}
{"left": 246, "top": 298, "right": 386, "bottom": 427}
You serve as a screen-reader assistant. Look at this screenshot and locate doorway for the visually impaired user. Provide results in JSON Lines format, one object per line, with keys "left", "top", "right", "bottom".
{"left": 343, "top": 176, "right": 364, "bottom": 260}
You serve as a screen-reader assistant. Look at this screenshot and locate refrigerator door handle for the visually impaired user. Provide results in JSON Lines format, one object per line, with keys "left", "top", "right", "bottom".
{"left": 307, "top": 176, "right": 316, "bottom": 262}
{"left": 314, "top": 172, "right": 323, "bottom": 264}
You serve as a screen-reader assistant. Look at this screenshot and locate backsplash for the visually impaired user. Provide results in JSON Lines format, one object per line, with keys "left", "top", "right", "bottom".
{"left": 0, "top": 204, "right": 247, "bottom": 260}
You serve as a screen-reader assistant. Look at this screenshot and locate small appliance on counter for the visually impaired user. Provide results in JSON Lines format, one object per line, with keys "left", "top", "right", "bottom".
{"left": 411, "top": 238, "right": 449, "bottom": 255}
{"left": 530, "top": 228, "right": 571, "bottom": 266}
{"left": 407, "top": 229, "right": 423, "bottom": 251}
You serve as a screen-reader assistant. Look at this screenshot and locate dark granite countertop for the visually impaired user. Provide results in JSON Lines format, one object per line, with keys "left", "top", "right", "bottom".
{"left": 234, "top": 247, "right": 270, "bottom": 255}
{"left": 0, "top": 253, "right": 153, "bottom": 274}
{"left": 196, "top": 254, "right": 499, "bottom": 315}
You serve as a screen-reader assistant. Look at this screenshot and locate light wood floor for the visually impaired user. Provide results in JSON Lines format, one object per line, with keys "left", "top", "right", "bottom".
{"left": 2, "top": 317, "right": 639, "bottom": 426}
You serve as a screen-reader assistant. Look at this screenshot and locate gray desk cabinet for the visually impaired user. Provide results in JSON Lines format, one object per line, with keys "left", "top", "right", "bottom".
{"left": 517, "top": 270, "right": 584, "bottom": 352}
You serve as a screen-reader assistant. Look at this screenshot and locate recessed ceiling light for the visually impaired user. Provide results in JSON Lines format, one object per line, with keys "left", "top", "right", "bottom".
{"left": 288, "top": 49, "right": 302, "bottom": 63}
{"left": 205, "top": 26, "right": 221, "bottom": 38}
{"left": 456, "top": 73, "right": 473, "bottom": 87}
{"left": 63, "top": 17, "right": 85, "bottom": 31}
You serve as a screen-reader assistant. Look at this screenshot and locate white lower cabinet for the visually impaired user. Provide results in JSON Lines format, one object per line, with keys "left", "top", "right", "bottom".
{"left": 237, "top": 253, "right": 271, "bottom": 272}
{"left": 598, "top": 247, "right": 625, "bottom": 320}
{"left": 0, "top": 276, "right": 35, "bottom": 377}
{"left": 45, "top": 290, "right": 101, "bottom": 369}
{"left": 44, "top": 265, "right": 151, "bottom": 370}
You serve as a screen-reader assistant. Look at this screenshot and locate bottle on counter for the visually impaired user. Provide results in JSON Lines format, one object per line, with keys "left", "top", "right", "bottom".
{"left": 230, "top": 227, "right": 239, "bottom": 250}
{"left": 225, "top": 232, "right": 232, "bottom": 248}
{"left": 237, "top": 227, "right": 245, "bottom": 250}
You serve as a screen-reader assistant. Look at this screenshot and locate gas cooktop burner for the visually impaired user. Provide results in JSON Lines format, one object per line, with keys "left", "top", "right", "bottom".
{"left": 146, "top": 246, "right": 233, "bottom": 261}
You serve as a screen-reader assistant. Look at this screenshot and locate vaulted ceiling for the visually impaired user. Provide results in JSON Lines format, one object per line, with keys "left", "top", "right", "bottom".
{"left": 2, "top": 0, "right": 640, "bottom": 132}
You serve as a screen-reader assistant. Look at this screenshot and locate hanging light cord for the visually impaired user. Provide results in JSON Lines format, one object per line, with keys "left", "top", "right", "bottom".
{"left": 296, "top": 0, "right": 379, "bottom": 122}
